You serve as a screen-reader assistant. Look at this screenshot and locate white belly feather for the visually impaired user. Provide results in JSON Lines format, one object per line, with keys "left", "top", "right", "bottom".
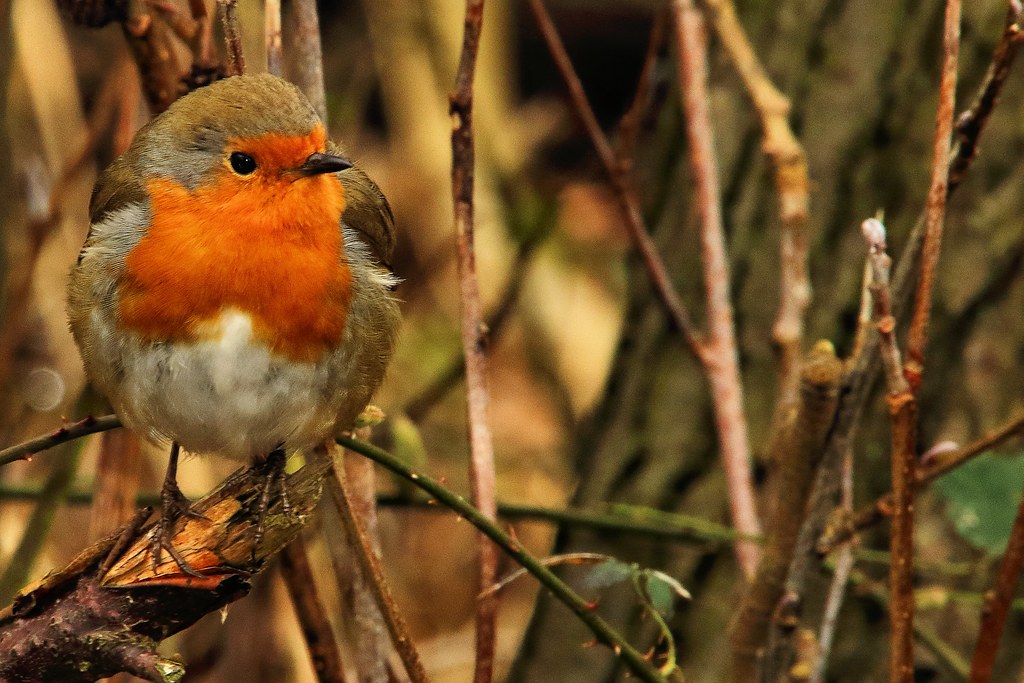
{"left": 110, "top": 309, "right": 347, "bottom": 460}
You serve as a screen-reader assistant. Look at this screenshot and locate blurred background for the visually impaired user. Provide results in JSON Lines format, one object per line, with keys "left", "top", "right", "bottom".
{"left": 1, "top": 0, "right": 1023, "bottom": 681}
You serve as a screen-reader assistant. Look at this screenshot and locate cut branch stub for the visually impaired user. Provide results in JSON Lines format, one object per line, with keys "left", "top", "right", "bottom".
{"left": 0, "top": 455, "right": 331, "bottom": 682}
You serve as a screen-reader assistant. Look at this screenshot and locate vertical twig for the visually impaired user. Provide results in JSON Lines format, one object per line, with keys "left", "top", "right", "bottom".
{"left": 904, "top": 0, "right": 962, "bottom": 388}
{"left": 217, "top": 0, "right": 245, "bottom": 76}
{"left": 615, "top": 10, "right": 667, "bottom": 170}
{"left": 671, "top": 0, "right": 760, "bottom": 578}
{"left": 279, "top": 538, "right": 350, "bottom": 683}
{"left": 327, "top": 458, "right": 430, "bottom": 683}
{"left": 449, "top": 2, "right": 499, "bottom": 681}
{"left": 696, "top": 0, "right": 811, "bottom": 420}
{"left": 968, "top": 491, "right": 1024, "bottom": 682}
{"left": 810, "top": 447, "right": 855, "bottom": 683}
{"left": 290, "top": 0, "right": 327, "bottom": 123}
{"left": 861, "top": 218, "right": 916, "bottom": 683}
{"left": 342, "top": 439, "right": 390, "bottom": 683}
{"left": 265, "top": 0, "right": 282, "bottom": 77}
{"left": 528, "top": 0, "right": 763, "bottom": 580}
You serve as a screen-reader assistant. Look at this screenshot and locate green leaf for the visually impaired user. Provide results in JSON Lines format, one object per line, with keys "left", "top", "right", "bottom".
{"left": 934, "top": 451, "right": 1024, "bottom": 554}
{"left": 640, "top": 570, "right": 690, "bottom": 617}
{"left": 581, "top": 559, "right": 634, "bottom": 591}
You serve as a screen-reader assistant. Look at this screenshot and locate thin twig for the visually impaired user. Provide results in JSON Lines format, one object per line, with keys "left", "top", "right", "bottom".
{"left": 696, "top": 0, "right": 811, "bottom": 419}
{"left": 338, "top": 435, "right": 669, "bottom": 683}
{"left": 217, "top": 0, "right": 244, "bottom": 76}
{"left": 265, "top": 0, "right": 282, "bottom": 77}
{"left": 280, "top": 538, "right": 349, "bottom": 683}
{"left": 968, "top": 491, "right": 1024, "bottom": 682}
{"left": 862, "top": 218, "right": 916, "bottom": 683}
{"left": 672, "top": 0, "right": 760, "bottom": 578}
{"left": 449, "top": 1, "right": 499, "bottom": 681}
{"left": 326, "top": 459, "right": 429, "bottom": 683}
{"left": 949, "top": 3, "right": 1024, "bottom": 188}
{"left": 289, "top": 0, "right": 327, "bottom": 122}
{"left": 526, "top": 0, "right": 704, "bottom": 359}
{"left": 0, "top": 415, "right": 123, "bottom": 468}
{"left": 904, "top": 0, "right": 961, "bottom": 389}
{"left": 615, "top": 10, "right": 667, "bottom": 171}
{"left": 810, "top": 447, "right": 855, "bottom": 683}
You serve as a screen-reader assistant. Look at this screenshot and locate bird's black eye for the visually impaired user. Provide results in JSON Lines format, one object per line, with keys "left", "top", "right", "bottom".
{"left": 229, "top": 152, "right": 257, "bottom": 175}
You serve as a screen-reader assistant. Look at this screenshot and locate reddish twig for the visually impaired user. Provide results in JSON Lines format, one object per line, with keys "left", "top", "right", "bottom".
{"left": 615, "top": 10, "right": 667, "bottom": 171}
{"left": 696, "top": 0, "right": 811, "bottom": 419}
{"left": 279, "top": 538, "right": 349, "bottom": 683}
{"left": 526, "top": 0, "right": 705, "bottom": 360}
{"left": 862, "top": 219, "right": 916, "bottom": 683}
{"left": 217, "top": 0, "right": 244, "bottom": 76}
{"left": 265, "top": 0, "right": 282, "bottom": 77}
{"left": 672, "top": 0, "right": 760, "bottom": 578}
{"left": 904, "top": 0, "right": 962, "bottom": 389}
{"left": 450, "top": 1, "right": 499, "bottom": 681}
{"left": 289, "top": 0, "right": 327, "bottom": 122}
{"left": 949, "top": 3, "right": 1024, "bottom": 188}
{"left": 968, "top": 489, "right": 1024, "bottom": 682}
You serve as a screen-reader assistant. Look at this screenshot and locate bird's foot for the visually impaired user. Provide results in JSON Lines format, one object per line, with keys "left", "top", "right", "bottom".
{"left": 150, "top": 443, "right": 207, "bottom": 578}
{"left": 251, "top": 448, "right": 290, "bottom": 561}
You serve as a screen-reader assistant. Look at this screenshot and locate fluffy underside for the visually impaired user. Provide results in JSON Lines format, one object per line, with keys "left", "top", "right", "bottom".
{"left": 97, "top": 308, "right": 356, "bottom": 460}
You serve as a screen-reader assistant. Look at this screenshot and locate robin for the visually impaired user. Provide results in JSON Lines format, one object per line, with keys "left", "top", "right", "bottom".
{"left": 68, "top": 73, "right": 400, "bottom": 573}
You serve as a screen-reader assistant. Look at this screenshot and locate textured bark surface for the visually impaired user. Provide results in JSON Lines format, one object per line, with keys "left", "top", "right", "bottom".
{"left": 0, "top": 454, "right": 330, "bottom": 682}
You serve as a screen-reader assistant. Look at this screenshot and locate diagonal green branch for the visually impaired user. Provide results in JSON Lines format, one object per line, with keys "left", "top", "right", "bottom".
{"left": 337, "top": 435, "right": 671, "bottom": 683}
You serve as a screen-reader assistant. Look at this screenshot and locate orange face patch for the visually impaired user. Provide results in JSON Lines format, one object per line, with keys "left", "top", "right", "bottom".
{"left": 118, "top": 127, "right": 352, "bottom": 362}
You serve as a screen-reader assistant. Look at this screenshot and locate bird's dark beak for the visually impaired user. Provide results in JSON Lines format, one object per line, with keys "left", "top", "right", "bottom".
{"left": 297, "top": 152, "right": 352, "bottom": 176}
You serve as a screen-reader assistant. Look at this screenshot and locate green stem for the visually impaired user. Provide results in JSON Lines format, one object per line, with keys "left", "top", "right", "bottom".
{"left": 337, "top": 435, "right": 668, "bottom": 683}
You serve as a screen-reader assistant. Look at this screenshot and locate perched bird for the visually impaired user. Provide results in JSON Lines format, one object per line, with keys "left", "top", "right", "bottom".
{"left": 68, "top": 74, "right": 400, "bottom": 571}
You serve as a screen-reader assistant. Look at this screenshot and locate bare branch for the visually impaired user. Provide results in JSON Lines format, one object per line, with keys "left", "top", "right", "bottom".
{"left": 449, "top": 1, "right": 499, "bottom": 680}
{"left": 289, "top": 0, "right": 327, "bottom": 123}
{"left": 217, "top": 0, "right": 245, "bottom": 76}
{"left": 0, "top": 456, "right": 331, "bottom": 681}
{"left": 968, "top": 489, "right": 1024, "bottom": 682}
{"left": 672, "top": 0, "right": 760, "bottom": 578}
{"left": 904, "top": 0, "right": 962, "bottom": 389}
{"left": 280, "top": 538, "right": 349, "bottom": 683}
{"left": 729, "top": 343, "right": 842, "bottom": 682}
{"left": 696, "top": 0, "right": 811, "bottom": 417}
{"left": 327, "top": 457, "right": 430, "bottom": 683}
{"left": 863, "top": 219, "right": 915, "bottom": 683}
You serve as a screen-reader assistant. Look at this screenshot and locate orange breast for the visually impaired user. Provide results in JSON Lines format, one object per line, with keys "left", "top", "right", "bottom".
{"left": 118, "top": 169, "right": 351, "bottom": 362}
